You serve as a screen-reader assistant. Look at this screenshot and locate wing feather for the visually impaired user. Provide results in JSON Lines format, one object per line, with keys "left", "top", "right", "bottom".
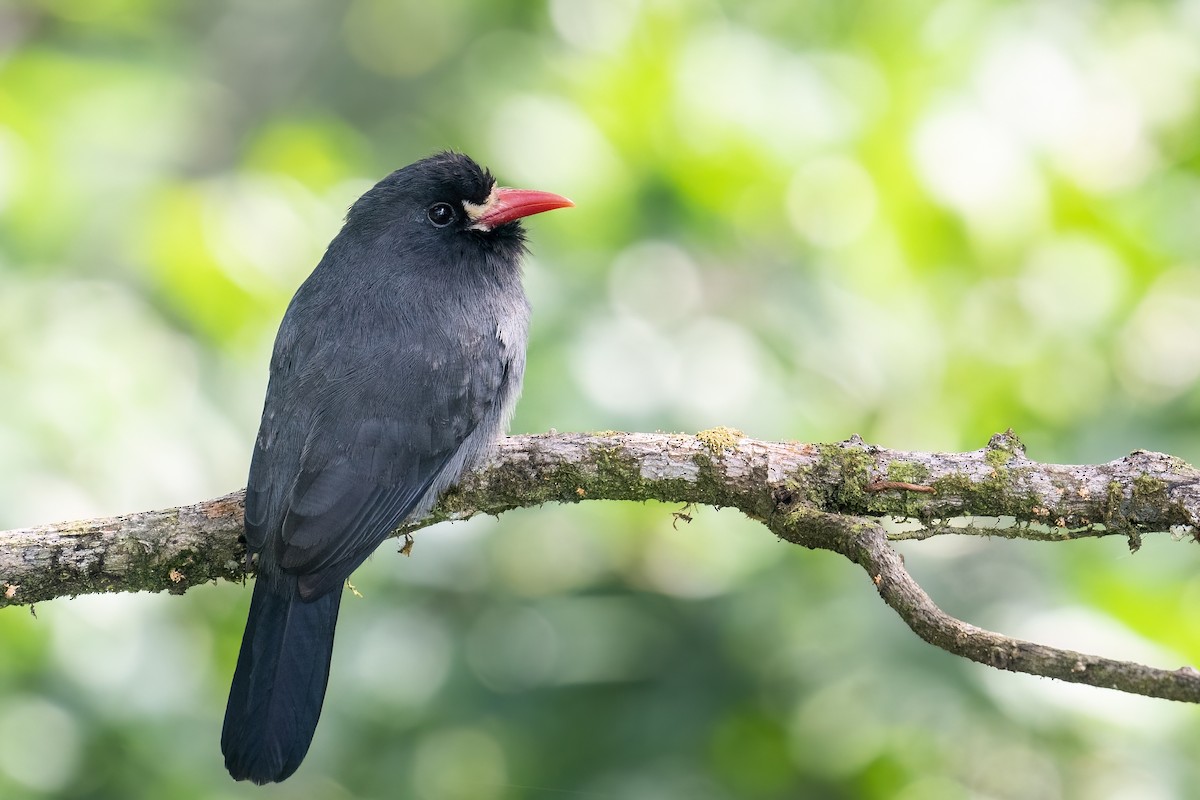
{"left": 249, "top": 331, "right": 510, "bottom": 601}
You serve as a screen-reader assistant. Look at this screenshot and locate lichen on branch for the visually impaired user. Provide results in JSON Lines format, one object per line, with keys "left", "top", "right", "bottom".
{"left": 2, "top": 430, "right": 1199, "bottom": 702}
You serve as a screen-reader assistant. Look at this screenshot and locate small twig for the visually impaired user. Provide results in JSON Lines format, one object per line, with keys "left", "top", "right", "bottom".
{"left": 858, "top": 521, "right": 1200, "bottom": 702}
{"left": 769, "top": 511, "right": 1200, "bottom": 702}
{"left": 865, "top": 480, "right": 936, "bottom": 494}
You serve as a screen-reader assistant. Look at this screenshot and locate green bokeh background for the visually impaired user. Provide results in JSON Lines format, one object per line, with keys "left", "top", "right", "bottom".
{"left": 3, "top": 1, "right": 1200, "bottom": 797}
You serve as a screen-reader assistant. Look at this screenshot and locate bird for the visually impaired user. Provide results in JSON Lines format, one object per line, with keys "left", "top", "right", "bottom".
{"left": 220, "top": 152, "right": 572, "bottom": 784}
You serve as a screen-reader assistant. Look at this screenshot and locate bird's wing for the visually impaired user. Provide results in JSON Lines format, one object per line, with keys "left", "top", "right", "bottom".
{"left": 277, "top": 417, "right": 461, "bottom": 600}
{"left": 244, "top": 339, "right": 307, "bottom": 556}
{"left": 263, "top": 335, "right": 511, "bottom": 601}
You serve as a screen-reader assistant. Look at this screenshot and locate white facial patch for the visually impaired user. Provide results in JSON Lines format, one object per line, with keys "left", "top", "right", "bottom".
{"left": 463, "top": 187, "right": 498, "bottom": 230}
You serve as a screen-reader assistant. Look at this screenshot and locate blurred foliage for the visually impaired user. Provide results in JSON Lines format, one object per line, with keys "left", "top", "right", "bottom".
{"left": 2, "top": 0, "right": 1200, "bottom": 797}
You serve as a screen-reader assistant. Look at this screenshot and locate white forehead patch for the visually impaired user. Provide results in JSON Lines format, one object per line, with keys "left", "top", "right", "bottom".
{"left": 462, "top": 187, "right": 498, "bottom": 224}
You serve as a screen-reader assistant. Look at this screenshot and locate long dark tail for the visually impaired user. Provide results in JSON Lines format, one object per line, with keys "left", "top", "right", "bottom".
{"left": 221, "top": 574, "right": 342, "bottom": 784}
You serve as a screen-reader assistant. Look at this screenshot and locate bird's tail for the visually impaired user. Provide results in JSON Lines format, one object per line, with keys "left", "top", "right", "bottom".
{"left": 221, "top": 575, "right": 342, "bottom": 784}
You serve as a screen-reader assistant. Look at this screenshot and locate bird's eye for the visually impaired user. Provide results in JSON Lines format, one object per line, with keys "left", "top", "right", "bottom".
{"left": 427, "top": 202, "right": 456, "bottom": 227}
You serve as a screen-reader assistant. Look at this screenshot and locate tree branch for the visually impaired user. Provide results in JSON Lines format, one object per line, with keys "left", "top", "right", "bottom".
{"left": 3, "top": 429, "right": 1199, "bottom": 701}
{"left": 772, "top": 512, "right": 1200, "bottom": 702}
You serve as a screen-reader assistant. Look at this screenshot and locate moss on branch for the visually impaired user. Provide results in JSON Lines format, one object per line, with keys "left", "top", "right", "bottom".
{"left": 4, "top": 430, "right": 1200, "bottom": 705}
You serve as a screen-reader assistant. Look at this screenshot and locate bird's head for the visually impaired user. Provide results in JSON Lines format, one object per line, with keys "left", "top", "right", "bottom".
{"left": 345, "top": 152, "right": 572, "bottom": 261}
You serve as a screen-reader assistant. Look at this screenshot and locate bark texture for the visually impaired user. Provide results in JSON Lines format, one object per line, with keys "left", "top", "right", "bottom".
{"left": 3, "top": 429, "right": 1199, "bottom": 701}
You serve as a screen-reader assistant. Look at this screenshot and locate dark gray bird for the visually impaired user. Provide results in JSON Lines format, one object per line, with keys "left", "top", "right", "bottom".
{"left": 220, "top": 152, "right": 572, "bottom": 784}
